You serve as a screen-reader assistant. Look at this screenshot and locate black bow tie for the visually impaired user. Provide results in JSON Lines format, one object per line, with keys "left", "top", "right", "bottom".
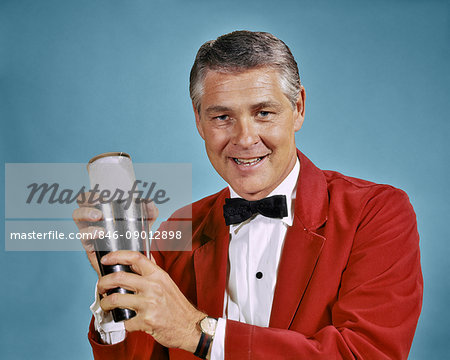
{"left": 223, "top": 195, "right": 288, "bottom": 226}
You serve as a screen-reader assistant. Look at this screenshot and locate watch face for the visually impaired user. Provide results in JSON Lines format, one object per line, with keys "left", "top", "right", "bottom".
{"left": 200, "top": 317, "right": 217, "bottom": 336}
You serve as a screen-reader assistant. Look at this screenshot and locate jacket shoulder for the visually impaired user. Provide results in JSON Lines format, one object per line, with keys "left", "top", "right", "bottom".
{"left": 323, "top": 170, "right": 408, "bottom": 197}
{"left": 322, "top": 169, "right": 415, "bottom": 222}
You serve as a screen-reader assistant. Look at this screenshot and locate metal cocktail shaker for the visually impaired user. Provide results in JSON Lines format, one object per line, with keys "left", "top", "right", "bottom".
{"left": 87, "top": 152, "right": 149, "bottom": 322}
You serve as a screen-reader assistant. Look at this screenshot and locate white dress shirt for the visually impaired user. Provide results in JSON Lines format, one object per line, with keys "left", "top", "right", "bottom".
{"left": 91, "top": 159, "right": 300, "bottom": 359}
{"left": 211, "top": 159, "right": 299, "bottom": 359}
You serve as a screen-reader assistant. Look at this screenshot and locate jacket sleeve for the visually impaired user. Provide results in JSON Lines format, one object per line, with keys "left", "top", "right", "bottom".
{"left": 224, "top": 188, "right": 423, "bottom": 359}
{"left": 87, "top": 251, "right": 169, "bottom": 360}
{"left": 88, "top": 316, "right": 168, "bottom": 360}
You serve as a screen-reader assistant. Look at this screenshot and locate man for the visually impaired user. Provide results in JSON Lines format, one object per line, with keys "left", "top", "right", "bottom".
{"left": 74, "top": 31, "right": 423, "bottom": 359}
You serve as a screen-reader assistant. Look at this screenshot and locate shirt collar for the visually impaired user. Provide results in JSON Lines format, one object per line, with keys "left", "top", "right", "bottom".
{"left": 228, "top": 157, "right": 300, "bottom": 227}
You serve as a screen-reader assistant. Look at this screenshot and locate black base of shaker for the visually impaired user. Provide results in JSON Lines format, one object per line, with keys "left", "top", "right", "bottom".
{"left": 96, "top": 251, "right": 138, "bottom": 322}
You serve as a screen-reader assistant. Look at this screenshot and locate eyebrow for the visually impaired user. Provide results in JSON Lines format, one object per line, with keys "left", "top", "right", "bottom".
{"left": 251, "top": 101, "right": 283, "bottom": 111}
{"left": 204, "top": 101, "right": 283, "bottom": 115}
{"left": 204, "top": 105, "right": 232, "bottom": 115}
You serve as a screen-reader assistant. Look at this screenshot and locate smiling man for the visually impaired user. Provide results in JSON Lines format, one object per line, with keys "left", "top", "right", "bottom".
{"left": 194, "top": 67, "right": 303, "bottom": 201}
{"left": 75, "top": 31, "right": 423, "bottom": 359}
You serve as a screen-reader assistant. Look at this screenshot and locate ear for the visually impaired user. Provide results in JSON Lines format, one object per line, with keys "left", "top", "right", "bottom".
{"left": 193, "top": 102, "right": 205, "bottom": 139}
{"left": 293, "top": 86, "right": 306, "bottom": 132}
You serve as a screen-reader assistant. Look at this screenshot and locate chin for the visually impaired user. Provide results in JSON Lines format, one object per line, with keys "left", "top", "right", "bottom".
{"left": 231, "top": 183, "right": 268, "bottom": 199}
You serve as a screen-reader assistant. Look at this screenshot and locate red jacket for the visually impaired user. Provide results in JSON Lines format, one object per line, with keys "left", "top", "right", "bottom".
{"left": 89, "top": 150, "right": 423, "bottom": 359}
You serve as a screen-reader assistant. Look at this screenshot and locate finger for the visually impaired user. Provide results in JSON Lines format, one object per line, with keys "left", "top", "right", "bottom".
{"left": 143, "top": 201, "right": 159, "bottom": 228}
{"left": 97, "top": 271, "right": 146, "bottom": 295}
{"left": 101, "top": 250, "right": 161, "bottom": 276}
{"left": 78, "top": 226, "right": 105, "bottom": 250}
{"left": 100, "top": 292, "right": 143, "bottom": 313}
{"left": 76, "top": 192, "right": 102, "bottom": 207}
{"left": 123, "top": 316, "right": 147, "bottom": 334}
{"left": 143, "top": 200, "right": 159, "bottom": 219}
{"left": 72, "top": 207, "right": 103, "bottom": 229}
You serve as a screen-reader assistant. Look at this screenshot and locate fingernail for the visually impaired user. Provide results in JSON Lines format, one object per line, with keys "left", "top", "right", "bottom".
{"left": 90, "top": 210, "right": 100, "bottom": 219}
{"left": 101, "top": 255, "right": 108, "bottom": 264}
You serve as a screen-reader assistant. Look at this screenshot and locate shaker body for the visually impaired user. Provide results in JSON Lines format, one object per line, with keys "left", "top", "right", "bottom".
{"left": 87, "top": 152, "right": 149, "bottom": 322}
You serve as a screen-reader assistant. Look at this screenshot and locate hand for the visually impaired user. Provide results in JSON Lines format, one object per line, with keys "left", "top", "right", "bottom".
{"left": 72, "top": 193, "right": 159, "bottom": 278}
{"left": 72, "top": 192, "right": 103, "bottom": 277}
{"left": 98, "top": 250, "right": 205, "bottom": 353}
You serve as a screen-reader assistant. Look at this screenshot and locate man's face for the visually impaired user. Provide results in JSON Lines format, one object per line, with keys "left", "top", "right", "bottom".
{"left": 194, "top": 67, "right": 305, "bottom": 200}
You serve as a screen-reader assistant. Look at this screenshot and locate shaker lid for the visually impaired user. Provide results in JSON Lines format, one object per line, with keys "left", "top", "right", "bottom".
{"left": 87, "top": 152, "right": 131, "bottom": 168}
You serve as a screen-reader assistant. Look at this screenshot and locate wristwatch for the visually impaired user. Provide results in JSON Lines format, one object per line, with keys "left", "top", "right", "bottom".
{"left": 194, "top": 316, "right": 218, "bottom": 359}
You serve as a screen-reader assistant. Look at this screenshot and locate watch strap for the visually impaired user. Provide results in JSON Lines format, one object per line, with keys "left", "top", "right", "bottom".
{"left": 194, "top": 331, "right": 213, "bottom": 359}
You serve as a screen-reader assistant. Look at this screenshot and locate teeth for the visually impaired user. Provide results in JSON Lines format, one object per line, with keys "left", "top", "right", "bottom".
{"left": 233, "top": 157, "right": 262, "bottom": 166}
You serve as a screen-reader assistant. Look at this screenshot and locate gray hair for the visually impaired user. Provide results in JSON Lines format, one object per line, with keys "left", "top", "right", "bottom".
{"left": 189, "top": 30, "right": 301, "bottom": 112}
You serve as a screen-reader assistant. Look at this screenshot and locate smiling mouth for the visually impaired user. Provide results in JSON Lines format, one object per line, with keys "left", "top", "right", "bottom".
{"left": 232, "top": 156, "right": 266, "bottom": 166}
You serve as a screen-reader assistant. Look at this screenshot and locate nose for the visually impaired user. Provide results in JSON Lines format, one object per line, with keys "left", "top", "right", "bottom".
{"left": 231, "top": 118, "right": 259, "bottom": 148}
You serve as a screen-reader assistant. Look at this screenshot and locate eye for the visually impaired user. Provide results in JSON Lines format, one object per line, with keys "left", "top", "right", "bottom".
{"left": 256, "top": 110, "right": 273, "bottom": 119}
{"left": 214, "top": 115, "right": 229, "bottom": 121}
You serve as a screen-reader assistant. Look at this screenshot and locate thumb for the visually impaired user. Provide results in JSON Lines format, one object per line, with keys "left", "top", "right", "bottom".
{"left": 143, "top": 200, "right": 159, "bottom": 229}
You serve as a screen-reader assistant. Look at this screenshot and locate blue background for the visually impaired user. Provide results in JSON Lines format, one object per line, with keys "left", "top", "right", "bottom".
{"left": 1, "top": 0, "right": 448, "bottom": 358}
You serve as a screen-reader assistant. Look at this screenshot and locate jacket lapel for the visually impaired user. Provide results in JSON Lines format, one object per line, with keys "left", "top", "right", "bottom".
{"left": 193, "top": 190, "right": 230, "bottom": 318}
{"left": 269, "top": 216, "right": 325, "bottom": 328}
{"left": 269, "top": 150, "right": 328, "bottom": 329}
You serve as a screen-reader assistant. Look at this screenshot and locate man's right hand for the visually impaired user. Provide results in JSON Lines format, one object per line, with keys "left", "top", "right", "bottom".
{"left": 72, "top": 193, "right": 160, "bottom": 279}
{"left": 72, "top": 192, "right": 104, "bottom": 278}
